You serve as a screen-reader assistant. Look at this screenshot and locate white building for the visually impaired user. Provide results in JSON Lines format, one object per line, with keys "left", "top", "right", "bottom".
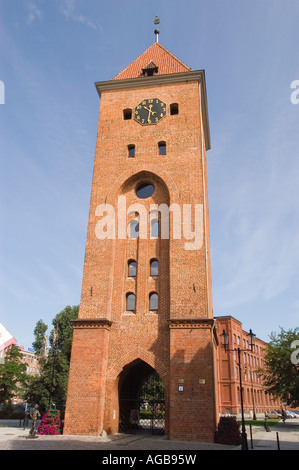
{"left": 0, "top": 322, "right": 17, "bottom": 361}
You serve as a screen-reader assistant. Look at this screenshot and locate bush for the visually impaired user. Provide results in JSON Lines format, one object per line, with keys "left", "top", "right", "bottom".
{"left": 0, "top": 409, "right": 10, "bottom": 419}
{"left": 139, "top": 409, "right": 165, "bottom": 419}
{"left": 11, "top": 410, "right": 25, "bottom": 419}
{"left": 0, "top": 409, "right": 25, "bottom": 419}
{"left": 214, "top": 417, "right": 242, "bottom": 446}
{"left": 38, "top": 410, "right": 61, "bottom": 435}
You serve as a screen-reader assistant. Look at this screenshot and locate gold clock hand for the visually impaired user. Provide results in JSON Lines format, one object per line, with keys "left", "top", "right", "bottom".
{"left": 144, "top": 105, "right": 156, "bottom": 123}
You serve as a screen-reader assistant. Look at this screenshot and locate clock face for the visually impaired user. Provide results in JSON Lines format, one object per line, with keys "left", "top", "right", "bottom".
{"left": 134, "top": 98, "right": 166, "bottom": 125}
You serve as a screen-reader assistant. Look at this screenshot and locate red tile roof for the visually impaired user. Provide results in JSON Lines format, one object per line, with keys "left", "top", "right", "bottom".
{"left": 112, "top": 42, "right": 191, "bottom": 80}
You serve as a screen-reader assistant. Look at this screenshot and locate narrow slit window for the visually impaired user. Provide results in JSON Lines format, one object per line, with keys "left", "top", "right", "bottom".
{"left": 149, "top": 292, "right": 158, "bottom": 311}
{"left": 158, "top": 141, "right": 166, "bottom": 155}
{"left": 128, "top": 260, "right": 137, "bottom": 277}
{"left": 126, "top": 293, "right": 136, "bottom": 312}
{"left": 123, "top": 109, "right": 132, "bottom": 120}
{"left": 151, "top": 218, "right": 160, "bottom": 238}
{"left": 128, "top": 145, "right": 135, "bottom": 158}
{"left": 130, "top": 220, "right": 139, "bottom": 238}
{"left": 170, "top": 103, "right": 179, "bottom": 115}
{"left": 150, "top": 259, "right": 159, "bottom": 276}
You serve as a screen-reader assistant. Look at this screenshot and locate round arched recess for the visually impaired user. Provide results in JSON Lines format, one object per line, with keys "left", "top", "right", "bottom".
{"left": 120, "top": 170, "right": 170, "bottom": 205}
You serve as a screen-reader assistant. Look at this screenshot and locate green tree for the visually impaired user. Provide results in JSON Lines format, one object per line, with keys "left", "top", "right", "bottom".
{"left": 139, "top": 372, "right": 165, "bottom": 400}
{"left": 51, "top": 305, "right": 78, "bottom": 363}
{"left": 0, "top": 346, "right": 27, "bottom": 404}
{"left": 260, "top": 327, "right": 299, "bottom": 407}
{"left": 32, "top": 320, "right": 48, "bottom": 359}
{"left": 24, "top": 305, "right": 79, "bottom": 413}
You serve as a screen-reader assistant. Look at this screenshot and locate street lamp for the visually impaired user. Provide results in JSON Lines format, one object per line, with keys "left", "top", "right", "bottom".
{"left": 48, "top": 328, "right": 58, "bottom": 409}
{"left": 247, "top": 329, "right": 257, "bottom": 421}
{"left": 220, "top": 327, "right": 256, "bottom": 451}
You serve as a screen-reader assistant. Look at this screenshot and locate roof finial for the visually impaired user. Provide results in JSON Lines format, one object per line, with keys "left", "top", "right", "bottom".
{"left": 154, "top": 16, "right": 160, "bottom": 43}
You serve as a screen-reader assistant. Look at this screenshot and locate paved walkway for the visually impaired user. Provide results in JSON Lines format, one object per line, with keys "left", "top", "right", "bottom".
{"left": 248, "top": 419, "right": 299, "bottom": 451}
{"left": 0, "top": 419, "right": 298, "bottom": 451}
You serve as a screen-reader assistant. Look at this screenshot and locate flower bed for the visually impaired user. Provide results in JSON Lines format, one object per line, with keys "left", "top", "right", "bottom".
{"left": 38, "top": 410, "right": 61, "bottom": 435}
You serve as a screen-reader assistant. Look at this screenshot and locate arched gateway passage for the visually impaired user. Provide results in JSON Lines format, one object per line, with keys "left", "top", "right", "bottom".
{"left": 118, "top": 359, "right": 165, "bottom": 435}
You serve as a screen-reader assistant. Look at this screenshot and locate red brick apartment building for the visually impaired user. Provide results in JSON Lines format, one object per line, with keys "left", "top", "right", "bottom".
{"left": 215, "top": 316, "right": 282, "bottom": 417}
{"left": 19, "top": 347, "right": 40, "bottom": 377}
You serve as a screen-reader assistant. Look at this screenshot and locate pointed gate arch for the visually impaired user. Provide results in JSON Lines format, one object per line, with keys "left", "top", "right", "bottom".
{"left": 118, "top": 359, "right": 165, "bottom": 435}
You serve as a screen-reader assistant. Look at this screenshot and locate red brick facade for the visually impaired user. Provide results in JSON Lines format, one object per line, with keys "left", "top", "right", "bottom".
{"left": 215, "top": 316, "right": 282, "bottom": 416}
{"left": 64, "top": 43, "right": 218, "bottom": 441}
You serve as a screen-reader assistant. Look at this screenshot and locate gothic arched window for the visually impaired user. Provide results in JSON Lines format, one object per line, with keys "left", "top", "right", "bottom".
{"left": 126, "top": 293, "right": 136, "bottom": 312}
{"left": 149, "top": 292, "right": 158, "bottom": 311}
{"left": 151, "top": 218, "right": 160, "bottom": 237}
{"left": 128, "top": 144, "right": 135, "bottom": 158}
{"left": 128, "top": 260, "right": 137, "bottom": 277}
{"left": 130, "top": 220, "right": 139, "bottom": 238}
{"left": 150, "top": 259, "right": 159, "bottom": 276}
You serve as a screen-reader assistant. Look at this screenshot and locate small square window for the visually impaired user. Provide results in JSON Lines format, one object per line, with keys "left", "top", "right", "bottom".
{"left": 158, "top": 141, "right": 166, "bottom": 155}
{"left": 128, "top": 145, "right": 135, "bottom": 158}
{"left": 170, "top": 103, "right": 179, "bottom": 115}
{"left": 123, "top": 109, "right": 132, "bottom": 120}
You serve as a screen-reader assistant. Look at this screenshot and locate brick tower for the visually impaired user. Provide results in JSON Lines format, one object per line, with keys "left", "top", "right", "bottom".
{"left": 64, "top": 30, "right": 218, "bottom": 441}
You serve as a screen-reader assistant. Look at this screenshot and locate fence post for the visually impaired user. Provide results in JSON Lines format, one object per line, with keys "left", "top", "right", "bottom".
{"left": 276, "top": 432, "right": 280, "bottom": 450}
{"left": 250, "top": 424, "right": 254, "bottom": 449}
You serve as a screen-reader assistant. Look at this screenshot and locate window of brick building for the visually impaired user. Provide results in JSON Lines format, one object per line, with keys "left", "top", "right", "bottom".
{"left": 126, "top": 293, "right": 136, "bottom": 312}
{"left": 128, "top": 144, "right": 135, "bottom": 158}
{"left": 151, "top": 218, "right": 160, "bottom": 237}
{"left": 170, "top": 103, "right": 179, "bottom": 115}
{"left": 150, "top": 259, "right": 159, "bottom": 276}
{"left": 149, "top": 292, "right": 158, "bottom": 311}
{"left": 128, "top": 260, "right": 137, "bottom": 277}
{"left": 158, "top": 141, "right": 166, "bottom": 155}
{"left": 123, "top": 109, "right": 132, "bottom": 120}
{"left": 129, "top": 220, "right": 139, "bottom": 238}
{"left": 136, "top": 183, "right": 154, "bottom": 198}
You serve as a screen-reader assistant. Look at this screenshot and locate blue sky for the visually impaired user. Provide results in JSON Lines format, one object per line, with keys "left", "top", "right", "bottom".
{"left": 0, "top": 0, "right": 298, "bottom": 348}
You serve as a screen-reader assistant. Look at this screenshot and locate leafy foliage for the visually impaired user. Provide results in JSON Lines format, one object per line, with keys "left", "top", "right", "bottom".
{"left": 259, "top": 327, "right": 299, "bottom": 407}
{"left": 139, "top": 372, "right": 165, "bottom": 400}
{"left": 32, "top": 320, "right": 48, "bottom": 359}
{"left": 24, "top": 305, "right": 79, "bottom": 414}
{"left": 0, "top": 345, "right": 28, "bottom": 404}
{"left": 214, "top": 417, "right": 242, "bottom": 445}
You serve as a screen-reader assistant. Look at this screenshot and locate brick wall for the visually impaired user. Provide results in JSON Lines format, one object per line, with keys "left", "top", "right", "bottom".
{"left": 215, "top": 316, "right": 283, "bottom": 416}
{"left": 64, "top": 77, "right": 217, "bottom": 441}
